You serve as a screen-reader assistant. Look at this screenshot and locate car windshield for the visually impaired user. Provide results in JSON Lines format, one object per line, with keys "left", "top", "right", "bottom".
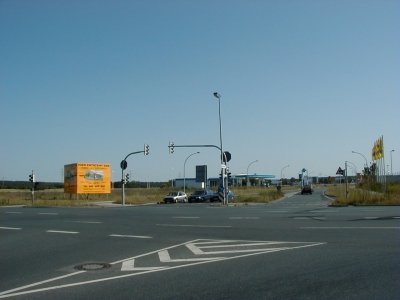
{"left": 167, "top": 192, "right": 178, "bottom": 196}
{"left": 193, "top": 191, "right": 204, "bottom": 195}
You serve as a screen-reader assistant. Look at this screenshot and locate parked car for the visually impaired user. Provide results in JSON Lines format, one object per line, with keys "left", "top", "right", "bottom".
{"left": 301, "top": 185, "right": 313, "bottom": 195}
{"left": 188, "top": 190, "right": 218, "bottom": 203}
{"left": 163, "top": 191, "right": 187, "bottom": 203}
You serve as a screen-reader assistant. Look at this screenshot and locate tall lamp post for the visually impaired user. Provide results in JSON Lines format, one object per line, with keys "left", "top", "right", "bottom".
{"left": 246, "top": 160, "right": 259, "bottom": 187}
{"left": 183, "top": 152, "right": 200, "bottom": 194}
{"left": 280, "top": 164, "right": 290, "bottom": 184}
{"left": 213, "top": 92, "right": 226, "bottom": 205}
{"left": 351, "top": 150, "right": 368, "bottom": 168}
{"left": 352, "top": 150, "right": 369, "bottom": 185}
{"left": 390, "top": 149, "right": 395, "bottom": 175}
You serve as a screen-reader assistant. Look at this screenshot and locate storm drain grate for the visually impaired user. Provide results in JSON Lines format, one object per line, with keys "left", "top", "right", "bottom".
{"left": 74, "top": 263, "right": 111, "bottom": 271}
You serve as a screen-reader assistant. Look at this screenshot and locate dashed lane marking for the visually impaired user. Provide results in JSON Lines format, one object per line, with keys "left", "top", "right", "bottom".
{"left": 109, "top": 234, "right": 152, "bottom": 239}
{"left": 229, "top": 217, "right": 260, "bottom": 220}
{"left": 0, "top": 227, "right": 21, "bottom": 230}
{"left": 156, "top": 224, "right": 232, "bottom": 228}
{"left": 46, "top": 230, "right": 79, "bottom": 234}
{"left": 65, "top": 221, "right": 103, "bottom": 224}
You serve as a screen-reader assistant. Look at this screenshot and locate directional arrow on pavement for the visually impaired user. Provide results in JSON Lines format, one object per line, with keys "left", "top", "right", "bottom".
{"left": 121, "top": 259, "right": 166, "bottom": 271}
{"left": 120, "top": 239, "right": 325, "bottom": 271}
{"left": 0, "top": 239, "right": 325, "bottom": 299}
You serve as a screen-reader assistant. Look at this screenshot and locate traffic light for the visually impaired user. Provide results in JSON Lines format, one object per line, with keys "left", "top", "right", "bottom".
{"left": 169, "top": 142, "right": 174, "bottom": 154}
{"left": 144, "top": 144, "right": 150, "bottom": 155}
{"left": 29, "top": 173, "right": 35, "bottom": 183}
{"left": 125, "top": 173, "right": 130, "bottom": 183}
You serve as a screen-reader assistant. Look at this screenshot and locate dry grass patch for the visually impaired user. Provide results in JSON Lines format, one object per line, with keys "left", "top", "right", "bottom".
{"left": 327, "top": 184, "right": 400, "bottom": 206}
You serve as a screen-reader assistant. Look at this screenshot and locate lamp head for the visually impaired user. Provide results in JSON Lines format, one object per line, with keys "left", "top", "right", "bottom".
{"left": 213, "top": 92, "right": 221, "bottom": 99}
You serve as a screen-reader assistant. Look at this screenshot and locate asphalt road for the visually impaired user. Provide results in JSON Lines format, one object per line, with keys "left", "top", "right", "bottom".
{"left": 1, "top": 189, "right": 399, "bottom": 299}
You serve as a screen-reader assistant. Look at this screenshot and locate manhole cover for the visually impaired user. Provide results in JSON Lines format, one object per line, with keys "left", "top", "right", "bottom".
{"left": 74, "top": 263, "right": 111, "bottom": 271}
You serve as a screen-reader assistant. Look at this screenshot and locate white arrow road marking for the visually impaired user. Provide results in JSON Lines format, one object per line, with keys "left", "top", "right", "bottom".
{"left": 158, "top": 250, "right": 223, "bottom": 263}
{"left": 0, "top": 239, "right": 325, "bottom": 299}
{"left": 186, "top": 241, "right": 290, "bottom": 255}
{"left": 121, "top": 259, "right": 165, "bottom": 271}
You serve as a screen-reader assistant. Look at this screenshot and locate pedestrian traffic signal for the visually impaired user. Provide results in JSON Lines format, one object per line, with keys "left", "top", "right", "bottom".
{"left": 144, "top": 144, "right": 150, "bottom": 155}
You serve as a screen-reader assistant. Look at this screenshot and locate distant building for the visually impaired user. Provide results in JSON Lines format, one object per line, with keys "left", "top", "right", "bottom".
{"left": 172, "top": 173, "right": 276, "bottom": 189}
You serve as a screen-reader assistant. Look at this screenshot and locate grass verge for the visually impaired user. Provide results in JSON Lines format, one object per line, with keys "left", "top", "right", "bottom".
{"left": 0, "top": 186, "right": 298, "bottom": 207}
{"left": 326, "top": 183, "right": 400, "bottom": 206}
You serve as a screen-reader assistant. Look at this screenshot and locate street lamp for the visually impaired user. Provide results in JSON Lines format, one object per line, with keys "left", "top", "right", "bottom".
{"left": 280, "top": 164, "right": 290, "bottom": 183}
{"left": 391, "top": 149, "right": 395, "bottom": 175}
{"left": 246, "top": 160, "right": 258, "bottom": 187}
{"left": 352, "top": 150, "right": 370, "bottom": 185}
{"left": 183, "top": 152, "right": 200, "bottom": 194}
{"left": 213, "top": 92, "right": 226, "bottom": 204}
{"left": 346, "top": 161, "right": 358, "bottom": 176}
{"left": 351, "top": 151, "right": 368, "bottom": 168}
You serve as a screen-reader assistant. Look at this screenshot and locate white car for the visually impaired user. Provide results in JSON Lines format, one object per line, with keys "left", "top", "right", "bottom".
{"left": 163, "top": 191, "right": 188, "bottom": 203}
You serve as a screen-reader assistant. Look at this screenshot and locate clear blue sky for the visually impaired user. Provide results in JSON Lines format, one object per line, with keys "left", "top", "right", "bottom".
{"left": 1, "top": 0, "right": 399, "bottom": 182}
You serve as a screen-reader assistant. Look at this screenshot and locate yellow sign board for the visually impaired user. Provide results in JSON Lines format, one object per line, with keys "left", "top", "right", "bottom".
{"left": 64, "top": 163, "right": 111, "bottom": 194}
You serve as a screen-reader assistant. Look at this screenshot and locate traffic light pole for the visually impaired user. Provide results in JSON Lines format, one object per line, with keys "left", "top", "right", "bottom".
{"left": 121, "top": 145, "right": 149, "bottom": 206}
{"left": 29, "top": 170, "right": 35, "bottom": 205}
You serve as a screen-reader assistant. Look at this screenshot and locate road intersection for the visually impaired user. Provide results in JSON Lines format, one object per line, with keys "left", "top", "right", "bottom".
{"left": 1, "top": 189, "right": 399, "bottom": 299}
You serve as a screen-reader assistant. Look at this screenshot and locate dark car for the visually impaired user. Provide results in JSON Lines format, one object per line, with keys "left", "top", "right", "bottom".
{"left": 301, "top": 185, "right": 313, "bottom": 195}
{"left": 188, "top": 190, "right": 218, "bottom": 203}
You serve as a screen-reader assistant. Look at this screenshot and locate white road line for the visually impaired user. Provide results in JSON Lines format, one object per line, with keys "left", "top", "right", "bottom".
{"left": 5, "top": 211, "right": 23, "bottom": 214}
{"left": 264, "top": 210, "right": 288, "bottom": 213}
{"left": 301, "top": 227, "right": 400, "bottom": 230}
{"left": 172, "top": 216, "right": 200, "bottom": 219}
{"left": 0, "top": 241, "right": 325, "bottom": 299}
{"left": 0, "top": 227, "right": 22, "bottom": 230}
{"left": 156, "top": 224, "right": 232, "bottom": 228}
{"left": 46, "top": 230, "right": 79, "bottom": 234}
{"left": 121, "top": 259, "right": 165, "bottom": 271}
{"left": 229, "top": 217, "right": 259, "bottom": 220}
{"left": 109, "top": 234, "right": 152, "bottom": 239}
{"left": 38, "top": 213, "right": 59, "bottom": 215}
{"left": 65, "top": 221, "right": 103, "bottom": 224}
{"left": 158, "top": 250, "right": 221, "bottom": 262}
